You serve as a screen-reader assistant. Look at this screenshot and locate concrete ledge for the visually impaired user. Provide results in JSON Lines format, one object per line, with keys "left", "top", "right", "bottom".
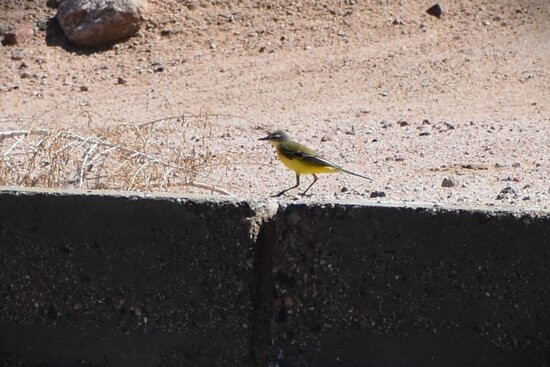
{"left": 0, "top": 189, "right": 259, "bottom": 366}
{"left": 0, "top": 188, "right": 549, "bottom": 366}
{"left": 270, "top": 203, "right": 550, "bottom": 366}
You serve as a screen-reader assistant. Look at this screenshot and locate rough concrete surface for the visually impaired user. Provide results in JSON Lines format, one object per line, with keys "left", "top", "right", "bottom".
{"left": 0, "top": 188, "right": 549, "bottom": 366}
{"left": 0, "top": 188, "right": 258, "bottom": 366}
{"left": 270, "top": 203, "right": 550, "bottom": 366}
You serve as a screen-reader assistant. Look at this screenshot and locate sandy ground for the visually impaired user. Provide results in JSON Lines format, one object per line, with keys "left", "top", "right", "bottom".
{"left": 1, "top": 0, "right": 549, "bottom": 211}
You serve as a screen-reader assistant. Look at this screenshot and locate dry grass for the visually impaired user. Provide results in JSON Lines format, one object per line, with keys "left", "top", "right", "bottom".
{"left": 0, "top": 114, "right": 232, "bottom": 195}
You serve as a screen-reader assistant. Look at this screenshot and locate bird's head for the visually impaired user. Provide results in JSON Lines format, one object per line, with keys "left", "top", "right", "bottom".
{"left": 259, "top": 130, "right": 289, "bottom": 146}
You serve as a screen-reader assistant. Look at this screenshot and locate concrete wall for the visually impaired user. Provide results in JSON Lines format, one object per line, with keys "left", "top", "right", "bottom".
{"left": 0, "top": 189, "right": 548, "bottom": 366}
{"left": 0, "top": 189, "right": 260, "bottom": 366}
{"left": 268, "top": 204, "right": 549, "bottom": 367}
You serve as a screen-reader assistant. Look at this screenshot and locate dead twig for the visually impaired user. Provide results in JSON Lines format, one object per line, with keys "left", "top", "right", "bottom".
{"left": 0, "top": 114, "right": 233, "bottom": 196}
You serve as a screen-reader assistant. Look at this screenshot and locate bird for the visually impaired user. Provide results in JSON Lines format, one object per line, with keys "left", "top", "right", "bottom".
{"left": 259, "top": 130, "right": 373, "bottom": 197}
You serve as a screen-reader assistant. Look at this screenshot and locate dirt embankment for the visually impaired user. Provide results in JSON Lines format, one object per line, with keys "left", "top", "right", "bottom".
{"left": 1, "top": 0, "right": 549, "bottom": 210}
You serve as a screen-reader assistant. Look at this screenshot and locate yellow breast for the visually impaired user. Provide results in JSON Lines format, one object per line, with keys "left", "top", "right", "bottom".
{"left": 276, "top": 150, "right": 338, "bottom": 175}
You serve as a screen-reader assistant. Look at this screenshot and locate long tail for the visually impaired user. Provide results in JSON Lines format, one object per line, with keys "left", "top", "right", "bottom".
{"left": 340, "top": 168, "right": 373, "bottom": 181}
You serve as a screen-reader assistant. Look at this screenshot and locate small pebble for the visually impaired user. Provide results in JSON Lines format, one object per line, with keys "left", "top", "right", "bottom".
{"left": 426, "top": 4, "right": 443, "bottom": 18}
{"left": 321, "top": 132, "right": 333, "bottom": 142}
{"left": 151, "top": 62, "right": 164, "bottom": 72}
{"left": 160, "top": 29, "right": 173, "bottom": 37}
{"left": 441, "top": 178, "right": 455, "bottom": 188}
{"left": 36, "top": 20, "right": 48, "bottom": 31}
{"left": 10, "top": 50, "right": 26, "bottom": 60}
{"left": 496, "top": 186, "right": 517, "bottom": 200}
{"left": 2, "top": 25, "right": 34, "bottom": 45}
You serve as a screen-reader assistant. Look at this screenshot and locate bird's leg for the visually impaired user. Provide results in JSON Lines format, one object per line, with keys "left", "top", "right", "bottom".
{"left": 273, "top": 173, "right": 300, "bottom": 197}
{"left": 300, "top": 174, "right": 318, "bottom": 196}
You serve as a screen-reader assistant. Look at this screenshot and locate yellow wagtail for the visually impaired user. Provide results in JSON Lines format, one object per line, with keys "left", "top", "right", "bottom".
{"left": 259, "top": 130, "right": 373, "bottom": 197}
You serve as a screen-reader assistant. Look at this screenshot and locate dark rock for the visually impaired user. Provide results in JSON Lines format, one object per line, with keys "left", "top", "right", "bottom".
{"left": 369, "top": 191, "right": 386, "bottom": 198}
{"left": 392, "top": 18, "right": 403, "bottom": 25}
{"left": 426, "top": 4, "right": 443, "bottom": 18}
{"left": 47, "top": 0, "right": 64, "bottom": 8}
{"left": 345, "top": 126, "right": 356, "bottom": 135}
{"left": 496, "top": 186, "right": 517, "bottom": 200}
{"left": 151, "top": 62, "right": 164, "bottom": 72}
{"left": 443, "top": 121, "right": 455, "bottom": 129}
{"left": 36, "top": 20, "right": 49, "bottom": 31}
{"left": 160, "top": 28, "right": 173, "bottom": 37}
{"left": 500, "top": 186, "right": 516, "bottom": 195}
{"left": 441, "top": 178, "right": 455, "bottom": 188}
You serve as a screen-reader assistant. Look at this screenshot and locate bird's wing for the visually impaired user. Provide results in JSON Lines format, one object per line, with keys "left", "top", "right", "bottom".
{"left": 279, "top": 142, "right": 342, "bottom": 169}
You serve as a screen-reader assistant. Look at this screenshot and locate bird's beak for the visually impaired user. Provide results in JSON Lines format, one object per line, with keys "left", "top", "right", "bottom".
{"left": 259, "top": 135, "right": 270, "bottom": 141}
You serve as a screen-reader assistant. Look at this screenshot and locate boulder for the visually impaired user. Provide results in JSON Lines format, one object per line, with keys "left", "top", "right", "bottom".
{"left": 56, "top": 0, "right": 147, "bottom": 47}
{"left": 46, "top": 0, "right": 63, "bottom": 9}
